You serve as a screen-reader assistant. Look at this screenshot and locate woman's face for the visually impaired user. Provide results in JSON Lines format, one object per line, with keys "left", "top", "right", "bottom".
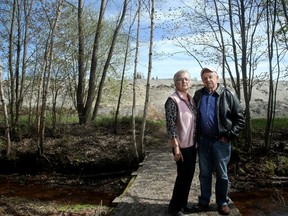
{"left": 175, "top": 72, "right": 191, "bottom": 92}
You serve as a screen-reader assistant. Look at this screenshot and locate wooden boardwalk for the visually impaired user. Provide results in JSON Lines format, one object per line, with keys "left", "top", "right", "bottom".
{"left": 110, "top": 147, "right": 241, "bottom": 216}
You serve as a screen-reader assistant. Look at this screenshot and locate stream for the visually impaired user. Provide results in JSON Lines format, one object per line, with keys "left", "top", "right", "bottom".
{"left": 0, "top": 180, "right": 115, "bottom": 206}
{"left": 229, "top": 189, "right": 288, "bottom": 216}
{"left": 0, "top": 176, "right": 288, "bottom": 215}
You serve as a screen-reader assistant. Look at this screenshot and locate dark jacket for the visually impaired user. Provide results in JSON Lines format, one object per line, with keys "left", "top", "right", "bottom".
{"left": 193, "top": 84, "right": 245, "bottom": 142}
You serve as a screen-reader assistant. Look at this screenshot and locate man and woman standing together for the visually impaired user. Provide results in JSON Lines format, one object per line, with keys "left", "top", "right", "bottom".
{"left": 165, "top": 68, "right": 245, "bottom": 216}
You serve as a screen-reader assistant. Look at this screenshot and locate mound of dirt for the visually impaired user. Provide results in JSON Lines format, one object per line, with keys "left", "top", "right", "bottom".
{"left": 100, "top": 79, "right": 288, "bottom": 119}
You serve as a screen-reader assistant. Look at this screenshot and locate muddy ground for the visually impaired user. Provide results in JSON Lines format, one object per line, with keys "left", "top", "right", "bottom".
{"left": 0, "top": 122, "right": 287, "bottom": 216}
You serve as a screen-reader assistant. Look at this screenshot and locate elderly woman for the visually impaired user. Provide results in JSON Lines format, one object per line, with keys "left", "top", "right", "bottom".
{"left": 165, "top": 69, "right": 197, "bottom": 216}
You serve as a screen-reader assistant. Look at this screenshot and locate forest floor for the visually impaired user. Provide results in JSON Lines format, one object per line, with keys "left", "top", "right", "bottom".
{"left": 0, "top": 123, "right": 288, "bottom": 216}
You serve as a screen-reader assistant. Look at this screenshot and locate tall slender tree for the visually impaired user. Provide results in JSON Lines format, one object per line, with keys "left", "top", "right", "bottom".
{"left": 8, "top": 0, "right": 17, "bottom": 130}
{"left": 264, "top": 0, "right": 278, "bottom": 151}
{"left": 77, "top": 0, "right": 86, "bottom": 124}
{"left": 132, "top": 0, "right": 142, "bottom": 160}
{"left": 14, "top": 0, "right": 34, "bottom": 136}
{"left": 114, "top": 8, "right": 137, "bottom": 134}
{"left": 92, "top": 0, "right": 129, "bottom": 120}
{"left": 0, "top": 64, "right": 11, "bottom": 157}
{"left": 140, "top": 0, "right": 154, "bottom": 157}
{"left": 83, "top": 0, "right": 107, "bottom": 123}
{"left": 37, "top": 0, "right": 64, "bottom": 155}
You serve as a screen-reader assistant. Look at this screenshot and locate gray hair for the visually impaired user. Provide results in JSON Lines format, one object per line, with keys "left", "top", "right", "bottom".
{"left": 173, "top": 69, "right": 190, "bottom": 84}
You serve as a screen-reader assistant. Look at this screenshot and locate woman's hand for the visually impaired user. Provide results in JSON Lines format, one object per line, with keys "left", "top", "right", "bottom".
{"left": 173, "top": 145, "right": 184, "bottom": 162}
{"left": 171, "top": 138, "right": 184, "bottom": 161}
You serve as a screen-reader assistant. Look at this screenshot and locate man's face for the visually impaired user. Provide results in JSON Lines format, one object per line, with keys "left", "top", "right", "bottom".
{"left": 201, "top": 70, "right": 218, "bottom": 92}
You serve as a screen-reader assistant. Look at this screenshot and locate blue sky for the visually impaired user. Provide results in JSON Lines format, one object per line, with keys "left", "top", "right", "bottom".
{"left": 136, "top": 39, "right": 202, "bottom": 80}
{"left": 132, "top": 0, "right": 288, "bottom": 81}
{"left": 3, "top": 0, "right": 282, "bottom": 81}
{"left": 91, "top": 0, "right": 204, "bottom": 80}
{"left": 132, "top": 1, "right": 204, "bottom": 80}
{"left": 1, "top": 0, "right": 200, "bottom": 80}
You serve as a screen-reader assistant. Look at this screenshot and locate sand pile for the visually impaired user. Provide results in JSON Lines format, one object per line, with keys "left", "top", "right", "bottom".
{"left": 99, "top": 79, "right": 288, "bottom": 119}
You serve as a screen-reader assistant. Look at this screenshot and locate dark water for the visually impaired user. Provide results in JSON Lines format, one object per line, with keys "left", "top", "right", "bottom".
{"left": 1, "top": 178, "right": 288, "bottom": 216}
{"left": 0, "top": 180, "right": 116, "bottom": 206}
{"left": 229, "top": 189, "right": 288, "bottom": 216}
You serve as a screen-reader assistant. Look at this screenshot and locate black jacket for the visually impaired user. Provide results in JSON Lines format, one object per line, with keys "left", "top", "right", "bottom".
{"left": 193, "top": 84, "right": 245, "bottom": 142}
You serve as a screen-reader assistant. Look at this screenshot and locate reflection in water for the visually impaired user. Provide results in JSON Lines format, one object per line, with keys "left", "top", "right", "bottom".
{"left": 229, "top": 189, "right": 288, "bottom": 216}
{"left": 1, "top": 178, "right": 288, "bottom": 215}
{"left": 0, "top": 181, "right": 115, "bottom": 206}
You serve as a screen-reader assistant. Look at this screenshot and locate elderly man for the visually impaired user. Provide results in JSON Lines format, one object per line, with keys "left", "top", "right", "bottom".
{"left": 193, "top": 67, "right": 245, "bottom": 215}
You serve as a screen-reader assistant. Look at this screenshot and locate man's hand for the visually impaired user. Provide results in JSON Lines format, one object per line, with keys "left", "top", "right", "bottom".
{"left": 220, "top": 136, "right": 229, "bottom": 143}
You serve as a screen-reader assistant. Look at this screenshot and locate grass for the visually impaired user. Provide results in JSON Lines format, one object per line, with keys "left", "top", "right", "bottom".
{"left": 251, "top": 117, "right": 288, "bottom": 131}
{"left": 2, "top": 113, "right": 288, "bottom": 141}
{"left": 94, "top": 116, "right": 165, "bottom": 132}
{"left": 56, "top": 203, "right": 109, "bottom": 215}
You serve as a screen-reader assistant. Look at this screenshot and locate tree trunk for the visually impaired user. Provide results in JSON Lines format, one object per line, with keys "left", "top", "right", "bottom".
{"left": 264, "top": 0, "right": 277, "bottom": 151}
{"left": 92, "top": 0, "right": 128, "bottom": 120}
{"left": 140, "top": 0, "right": 154, "bottom": 158}
{"left": 38, "top": 0, "right": 64, "bottom": 155}
{"left": 228, "top": 0, "right": 241, "bottom": 98}
{"left": 84, "top": 0, "right": 107, "bottom": 123}
{"left": 28, "top": 59, "right": 38, "bottom": 126}
{"left": 77, "top": 0, "right": 86, "bottom": 124}
{"left": 132, "top": 0, "right": 142, "bottom": 160}
{"left": 14, "top": 1, "right": 22, "bottom": 136}
{"left": 8, "top": 0, "right": 16, "bottom": 131}
{"left": 114, "top": 8, "right": 138, "bottom": 134}
{"left": 239, "top": 0, "right": 252, "bottom": 151}
{"left": 213, "top": 0, "right": 228, "bottom": 88}
{"left": 114, "top": 36, "right": 129, "bottom": 133}
{"left": 15, "top": 0, "right": 33, "bottom": 135}
{"left": 281, "top": 0, "right": 288, "bottom": 21}
{"left": 0, "top": 64, "right": 11, "bottom": 157}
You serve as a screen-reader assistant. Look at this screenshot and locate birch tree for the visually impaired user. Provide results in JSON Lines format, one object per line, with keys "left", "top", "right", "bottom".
{"left": 77, "top": 0, "right": 86, "bottom": 124}
{"left": 8, "top": 0, "right": 17, "bottom": 131}
{"left": 0, "top": 64, "right": 11, "bottom": 157}
{"left": 37, "top": 0, "right": 64, "bottom": 155}
{"left": 140, "top": 0, "right": 154, "bottom": 157}
{"left": 132, "top": 0, "right": 142, "bottom": 159}
{"left": 113, "top": 9, "right": 137, "bottom": 134}
{"left": 92, "top": 0, "right": 129, "bottom": 120}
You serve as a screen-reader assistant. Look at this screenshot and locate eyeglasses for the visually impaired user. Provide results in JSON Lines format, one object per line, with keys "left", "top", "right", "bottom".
{"left": 176, "top": 77, "right": 190, "bottom": 82}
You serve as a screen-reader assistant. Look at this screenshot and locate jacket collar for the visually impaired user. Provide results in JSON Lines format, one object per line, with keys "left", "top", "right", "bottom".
{"left": 203, "top": 83, "right": 223, "bottom": 96}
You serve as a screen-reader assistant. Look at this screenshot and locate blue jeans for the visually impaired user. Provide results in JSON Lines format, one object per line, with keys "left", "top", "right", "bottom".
{"left": 198, "top": 136, "right": 231, "bottom": 207}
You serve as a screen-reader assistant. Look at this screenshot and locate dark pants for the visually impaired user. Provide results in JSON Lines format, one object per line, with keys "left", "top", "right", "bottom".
{"left": 169, "top": 145, "right": 197, "bottom": 211}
